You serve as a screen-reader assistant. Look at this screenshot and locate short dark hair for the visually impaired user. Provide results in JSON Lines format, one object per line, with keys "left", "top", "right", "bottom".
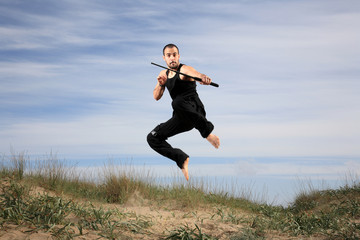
{"left": 163, "top": 43, "right": 179, "bottom": 55}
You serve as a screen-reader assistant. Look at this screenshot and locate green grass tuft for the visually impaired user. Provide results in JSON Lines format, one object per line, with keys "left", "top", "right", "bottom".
{"left": 166, "top": 224, "right": 217, "bottom": 240}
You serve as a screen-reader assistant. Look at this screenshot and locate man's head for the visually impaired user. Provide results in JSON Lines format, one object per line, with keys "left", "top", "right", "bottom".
{"left": 163, "top": 43, "right": 180, "bottom": 69}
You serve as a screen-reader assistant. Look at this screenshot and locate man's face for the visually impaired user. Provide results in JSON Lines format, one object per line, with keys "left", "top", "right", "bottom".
{"left": 163, "top": 47, "right": 180, "bottom": 69}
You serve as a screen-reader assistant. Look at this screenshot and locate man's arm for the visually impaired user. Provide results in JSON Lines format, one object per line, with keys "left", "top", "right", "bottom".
{"left": 153, "top": 70, "right": 167, "bottom": 101}
{"left": 180, "top": 65, "right": 212, "bottom": 85}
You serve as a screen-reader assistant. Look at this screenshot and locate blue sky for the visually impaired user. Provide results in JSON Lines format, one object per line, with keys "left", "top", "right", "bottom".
{"left": 1, "top": 0, "right": 360, "bottom": 203}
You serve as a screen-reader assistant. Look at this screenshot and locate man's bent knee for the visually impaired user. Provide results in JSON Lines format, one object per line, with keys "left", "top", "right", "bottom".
{"left": 147, "top": 131, "right": 158, "bottom": 148}
{"left": 147, "top": 128, "right": 166, "bottom": 147}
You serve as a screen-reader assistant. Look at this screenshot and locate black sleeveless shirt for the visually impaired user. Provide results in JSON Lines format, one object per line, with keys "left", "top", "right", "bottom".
{"left": 165, "top": 64, "right": 197, "bottom": 100}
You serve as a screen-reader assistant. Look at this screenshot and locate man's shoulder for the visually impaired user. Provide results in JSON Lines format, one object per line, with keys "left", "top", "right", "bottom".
{"left": 180, "top": 64, "right": 194, "bottom": 73}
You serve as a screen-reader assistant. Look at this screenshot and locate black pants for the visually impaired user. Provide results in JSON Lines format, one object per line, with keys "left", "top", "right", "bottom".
{"left": 147, "top": 94, "right": 214, "bottom": 169}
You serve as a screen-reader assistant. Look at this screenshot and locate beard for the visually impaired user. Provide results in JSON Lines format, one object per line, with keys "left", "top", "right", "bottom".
{"left": 168, "top": 61, "right": 179, "bottom": 69}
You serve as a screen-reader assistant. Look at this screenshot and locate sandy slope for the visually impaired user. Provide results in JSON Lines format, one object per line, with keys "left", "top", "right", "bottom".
{"left": 1, "top": 205, "right": 244, "bottom": 239}
{"left": 0, "top": 184, "right": 310, "bottom": 239}
{"left": 0, "top": 187, "right": 247, "bottom": 239}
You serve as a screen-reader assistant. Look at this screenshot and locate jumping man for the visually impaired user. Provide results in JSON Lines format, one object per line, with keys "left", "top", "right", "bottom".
{"left": 147, "top": 44, "right": 220, "bottom": 181}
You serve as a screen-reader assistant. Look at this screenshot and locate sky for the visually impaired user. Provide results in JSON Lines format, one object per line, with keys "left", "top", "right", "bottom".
{"left": 1, "top": 0, "right": 360, "bottom": 204}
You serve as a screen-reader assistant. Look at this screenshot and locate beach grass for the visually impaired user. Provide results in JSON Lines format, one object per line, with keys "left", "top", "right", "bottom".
{"left": 1, "top": 151, "right": 359, "bottom": 239}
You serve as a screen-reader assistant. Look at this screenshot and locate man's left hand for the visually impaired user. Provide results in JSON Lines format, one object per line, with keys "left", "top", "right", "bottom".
{"left": 200, "top": 74, "right": 212, "bottom": 85}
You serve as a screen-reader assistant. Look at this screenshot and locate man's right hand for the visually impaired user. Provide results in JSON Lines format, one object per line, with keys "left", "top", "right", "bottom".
{"left": 153, "top": 73, "right": 167, "bottom": 100}
{"left": 157, "top": 74, "right": 167, "bottom": 86}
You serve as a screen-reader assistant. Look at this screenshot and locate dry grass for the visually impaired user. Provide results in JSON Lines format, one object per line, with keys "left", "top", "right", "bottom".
{"left": 1, "top": 151, "right": 359, "bottom": 239}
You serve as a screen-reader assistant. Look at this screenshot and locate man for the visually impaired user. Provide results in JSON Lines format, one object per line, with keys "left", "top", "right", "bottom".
{"left": 147, "top": 43, "right": 220, "bottom": 181}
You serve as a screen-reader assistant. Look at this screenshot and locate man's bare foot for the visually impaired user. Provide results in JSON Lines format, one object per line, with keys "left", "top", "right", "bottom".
{"left": 181, "top": 157, "right": 189, "bottom": 181}
{"left": 206, "top": 134, "right": 220, "bottom": 149}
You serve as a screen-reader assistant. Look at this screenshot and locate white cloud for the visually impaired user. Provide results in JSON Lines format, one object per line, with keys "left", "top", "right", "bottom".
{"left": 0, "top": 61, "right": 63, "bottom": 78}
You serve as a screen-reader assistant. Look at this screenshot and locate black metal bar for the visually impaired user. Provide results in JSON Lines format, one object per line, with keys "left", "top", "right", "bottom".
{"left": 151, "top": 62, "right": 219, "bottom": 88}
